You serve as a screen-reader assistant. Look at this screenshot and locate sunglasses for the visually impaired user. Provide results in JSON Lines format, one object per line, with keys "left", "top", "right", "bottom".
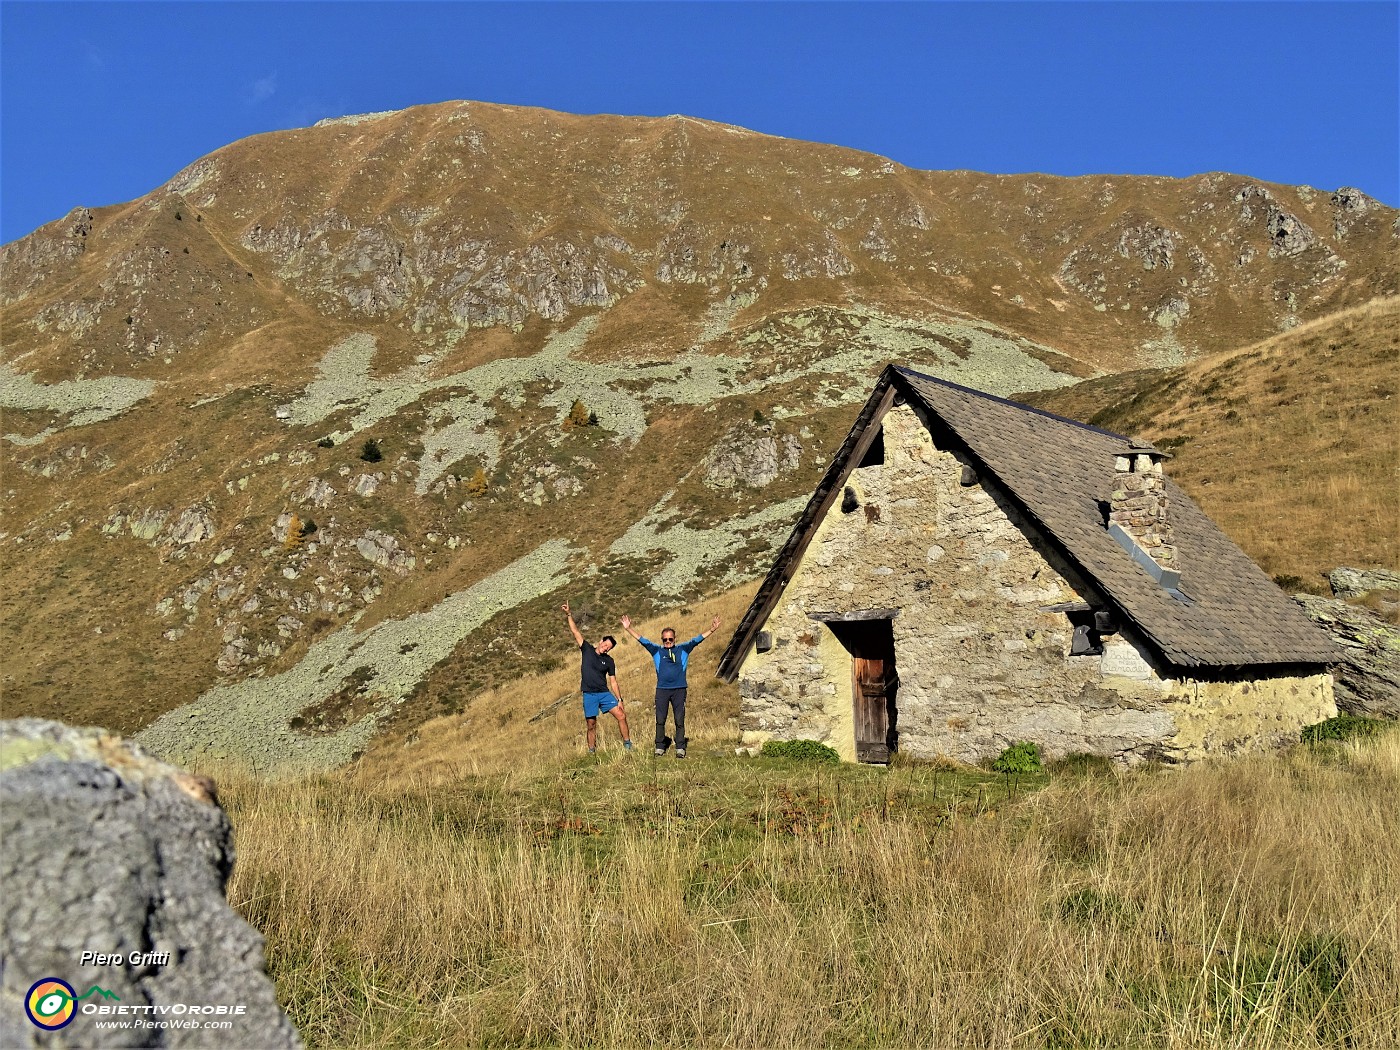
{"left": 661, "top": 637, "right": 675, "bottom": 643}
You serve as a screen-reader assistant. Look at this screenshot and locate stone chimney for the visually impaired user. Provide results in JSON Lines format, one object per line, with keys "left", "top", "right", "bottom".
{"left": 1109, "top": 440, "right": 1177, "bottom": 572}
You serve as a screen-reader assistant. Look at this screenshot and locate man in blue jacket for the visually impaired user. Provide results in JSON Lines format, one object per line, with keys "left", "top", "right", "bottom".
{"left": 620, "top": 613, "right": 721, "bottom": 758}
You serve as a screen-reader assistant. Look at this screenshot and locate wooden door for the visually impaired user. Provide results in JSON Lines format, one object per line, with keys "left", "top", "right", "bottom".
{"left": 847, "top": 620, "right": 897, "bottom": 764}
{"left": 854, "top": 656, "right": 890, "bottom": 763}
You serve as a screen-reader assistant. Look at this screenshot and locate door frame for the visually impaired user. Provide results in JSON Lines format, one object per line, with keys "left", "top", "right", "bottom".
{"left": 814, "top": 611, "right": 899, "bottom": 764}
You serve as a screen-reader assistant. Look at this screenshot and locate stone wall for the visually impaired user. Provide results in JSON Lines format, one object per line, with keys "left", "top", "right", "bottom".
{"left": 737, "top": 403, "right": 1334, "bottom": 764}
{"left": 1166, "top": 674, "right": 1334, "bottom": 757}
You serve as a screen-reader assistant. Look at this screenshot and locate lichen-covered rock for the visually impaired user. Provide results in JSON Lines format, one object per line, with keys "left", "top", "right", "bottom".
{"left": 300, "top": 478, "right": 336, "bottom": 508}
{"left": 703, "top": 423, "right": 802, "bottom": 489}
{"left": 352, "top": 473, "right": 382, "bottom": 497}
{"left": 1116, "top": 223, "right": 1181, "bottom": 270}
{"left": 20, "top": 445, "right": 115, "bottom": 480}
{"left": 167, "top": 507, "right": 216, "bottom": 545}
{"left": 1265, "top": 206, "right": 1318, "bottom": 257}
{"left": 354, "top": 529, "right": 415, "bottom": 575}
{"left": 1150, "top": 297, "right": 1191, "bottom": 330}
{"left": 1327, "top": 566, "right": 1400, "bottom": 601}
{"left": 0, "top": 719, "right": 301, "bottom": 1049}
{"left": 1331, "top": 187, "right": 1377, "bottom": 214}
{"left": 102, "top": 508, "right": 168, "bottom": 542}
{"left": 1294, "top": 595, "right": 1400, "bottom": 720}
{"left": 1331, "top": 187, "right": 1380, "bottom": 236}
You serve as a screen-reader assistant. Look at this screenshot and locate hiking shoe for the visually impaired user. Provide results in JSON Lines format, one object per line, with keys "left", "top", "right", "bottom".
{"left": 588, "top": 748, "right": 596, "bottom": 755}
{"left": 676, "top": 747, "right": 687, "bottom": 759}
{"left": 623, "top": 740, "right": 634, "bottom": 751}
{"left": 655, "top": 735, "right": 672, "bottom": 756}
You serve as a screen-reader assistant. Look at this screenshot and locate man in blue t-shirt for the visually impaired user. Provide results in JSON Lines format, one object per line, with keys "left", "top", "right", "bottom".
{"left": 563, "top": 601, "right": 632, "bottom": 754}
{"left": 620, "top": 613, "right": 721, "bottom": 758}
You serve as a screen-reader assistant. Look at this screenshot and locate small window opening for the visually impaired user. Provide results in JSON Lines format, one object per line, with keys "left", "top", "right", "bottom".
{"left": 858, "top": 428, "right": 885, "bottom": 467}
{"left": 841, "top": 486, "right": 860, "bottom": 513}
{"left": 1066, "top": 610, "right": 1104, "bottom": 656}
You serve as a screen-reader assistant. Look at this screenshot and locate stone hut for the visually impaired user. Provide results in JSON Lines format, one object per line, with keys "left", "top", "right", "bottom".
{"left": 717, "top": 365, "right": 1339, "bottom": 765}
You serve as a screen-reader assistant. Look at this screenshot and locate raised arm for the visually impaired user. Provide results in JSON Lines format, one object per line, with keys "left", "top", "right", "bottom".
{"left": 619, "top": 614, "right": 643, "bottom": 642}
{"left": 562, "top": 601, "right": 584, "bottom": 648}
{"left": 682, "top": 616, "right": 722, "bottom": 652}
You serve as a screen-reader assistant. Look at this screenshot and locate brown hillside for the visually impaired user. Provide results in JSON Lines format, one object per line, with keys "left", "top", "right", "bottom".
{"left": 1023, "top": 296, "right": 1400, "bottom": 585}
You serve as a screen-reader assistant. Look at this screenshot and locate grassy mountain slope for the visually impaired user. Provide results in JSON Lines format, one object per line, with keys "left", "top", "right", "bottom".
{"left": 6, "top": 101, "right": 1395, "bottom": 382}
{"left": 2, "top": 100, "right": 1396, "bottom": 769}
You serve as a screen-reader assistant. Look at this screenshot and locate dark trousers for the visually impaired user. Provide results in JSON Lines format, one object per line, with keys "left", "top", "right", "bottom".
{"left": 655, "top": 687, "right": 687, "bottom": 748}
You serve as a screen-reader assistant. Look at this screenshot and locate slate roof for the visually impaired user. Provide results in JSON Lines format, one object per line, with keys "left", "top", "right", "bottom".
{"left": 717, "top": 364, "right": 1340, "bottom": 680}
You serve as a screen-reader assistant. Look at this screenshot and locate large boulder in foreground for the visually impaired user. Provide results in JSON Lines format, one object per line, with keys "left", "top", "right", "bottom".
{"left": 0, "top": 719, "right": 300, "bottom": 1049}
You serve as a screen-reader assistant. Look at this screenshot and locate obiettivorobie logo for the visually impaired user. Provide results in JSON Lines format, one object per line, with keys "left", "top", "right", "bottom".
{"left": 24, "top": 978, "right": 120, "bottom": 1030}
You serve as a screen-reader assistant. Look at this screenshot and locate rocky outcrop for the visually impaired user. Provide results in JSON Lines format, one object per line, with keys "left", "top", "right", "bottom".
{"left": 0, "top": 719, "right": 300, "bottom": 1049}
{"left": 0, "top": 208, "right": 93, "bottom": 306}
{"left": 101, "top": 505, "right": 214, "bottom": 546}
{"left": 354, "top": 529, "right": 415, "bottom": 575}
{"left": 1327, "top": 566, "right": 1400, "bottom": 601}
{"left": 1294, "top": 595, "right": 1400, "bottom": 720}
{"left": 704, "top": 423, "right": 803, "bottom": 489}
{"left": 1331, "top": 187, "right": 1380, "bottom": 237}
{"left": 1265, "top": 206, "right": 1318, "bottom": 257}
{"left": 167, "top": 507, "right": 216, "bottom": 545}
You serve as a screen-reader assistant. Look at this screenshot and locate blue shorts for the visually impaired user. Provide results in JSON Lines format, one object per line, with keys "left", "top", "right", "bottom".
{"left": 582, "top": 691, "right": 618, "bottom": 718}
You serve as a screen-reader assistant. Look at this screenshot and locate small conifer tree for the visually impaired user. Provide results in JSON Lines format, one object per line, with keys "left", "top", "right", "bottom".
{"left": 466, "top": 468, "right": 489, "bottom": 497}
{"left": 567, "top": 400, "right": 590, "bottom": 429}
{"left": 360, "top": 438, "right": 383, "bottom": 463}
{"left": 284, "top": 514, "right": 304, "bottom": 549}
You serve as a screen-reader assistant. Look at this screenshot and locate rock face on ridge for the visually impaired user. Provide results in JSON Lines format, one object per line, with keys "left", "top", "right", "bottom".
{"left": 1294, "top": 597, "right": 1400, "bottom": 720}
{"left": 0, "top": 719, "right": 300, "bottom": 1049}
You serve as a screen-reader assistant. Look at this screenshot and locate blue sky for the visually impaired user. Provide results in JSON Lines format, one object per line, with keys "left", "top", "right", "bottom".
{"left": 2, "top": 1, "right": 1396, "bottom": 244}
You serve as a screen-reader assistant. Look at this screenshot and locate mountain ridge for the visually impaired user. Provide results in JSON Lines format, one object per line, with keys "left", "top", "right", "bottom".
{"left": 6, "top": 100, "right": 1395, "bottom": 382}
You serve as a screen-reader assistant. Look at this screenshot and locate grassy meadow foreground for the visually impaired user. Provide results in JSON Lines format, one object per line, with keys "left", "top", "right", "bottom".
{"left": 222, "top": 725, "right": 1400, "bottom": 1049}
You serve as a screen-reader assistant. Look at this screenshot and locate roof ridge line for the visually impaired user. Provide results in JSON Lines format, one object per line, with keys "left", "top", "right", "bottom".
{"left": 892, "top": 364, "right": 1130, "bottom": 441}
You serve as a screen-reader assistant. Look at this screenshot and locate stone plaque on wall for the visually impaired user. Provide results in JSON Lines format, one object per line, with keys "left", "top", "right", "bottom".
{"left": 1100, "top": 637, "right": 1155, "bottom": 681}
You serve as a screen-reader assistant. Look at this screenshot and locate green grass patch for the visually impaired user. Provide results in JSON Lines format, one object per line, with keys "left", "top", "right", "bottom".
{"left": 1301, "top": 714, "right": 1393, "bottom": 744}
{"left": 759, "top": 738, "right": 840, "bottom": 764}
